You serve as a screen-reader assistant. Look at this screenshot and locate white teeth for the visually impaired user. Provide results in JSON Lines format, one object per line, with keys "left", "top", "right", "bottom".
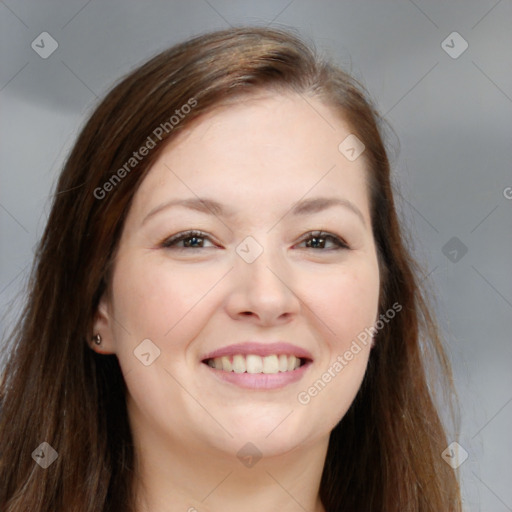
{"left": 278, "top": 354, "right": 288, "bottom": 372}
{"left": 207, "top": 354, "right": 306, "bottom": 373}
{"left": 232, "top": 354, "right": 246, "bottom": 373}
{"left": 246, "top": 354, "right": 263, "bottom": 374}
{"left": 262, "top": 355, "right": 279, "bottom": 374}
{"left": 221, "top": 356, "right": 232, "bottom": 372}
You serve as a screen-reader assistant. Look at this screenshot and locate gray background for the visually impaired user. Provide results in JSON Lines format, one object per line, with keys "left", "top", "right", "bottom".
{"left": 1, "top": 1, "right": 511, "bottom": 510}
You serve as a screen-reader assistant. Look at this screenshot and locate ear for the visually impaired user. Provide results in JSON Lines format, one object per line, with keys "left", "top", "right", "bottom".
{"left": 89, "top": 294, "right": 116, "bottom": 355}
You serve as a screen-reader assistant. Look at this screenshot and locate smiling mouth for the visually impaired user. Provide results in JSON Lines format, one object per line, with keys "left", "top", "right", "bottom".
{"left": 202, "top": 354, "right": 310, "bottom": 374}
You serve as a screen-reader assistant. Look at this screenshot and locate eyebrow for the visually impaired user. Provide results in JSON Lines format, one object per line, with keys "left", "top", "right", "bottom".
{"left": 142, "top": 196, "right": 366, "bottom": 227}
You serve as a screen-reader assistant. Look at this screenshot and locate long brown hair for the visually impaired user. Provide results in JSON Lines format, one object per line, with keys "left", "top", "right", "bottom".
{"left": 0, "top": 27, "right": 461, "bottom": 511}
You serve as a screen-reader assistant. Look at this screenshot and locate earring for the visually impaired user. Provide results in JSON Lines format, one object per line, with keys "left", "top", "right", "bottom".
{"left": 92, "top": 333, "right": 102, "bottom": 345}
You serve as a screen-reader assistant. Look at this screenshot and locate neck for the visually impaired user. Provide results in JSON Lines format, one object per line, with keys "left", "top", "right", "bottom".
{"left": 131, "top": 423, "right": 329, "bottom": 512}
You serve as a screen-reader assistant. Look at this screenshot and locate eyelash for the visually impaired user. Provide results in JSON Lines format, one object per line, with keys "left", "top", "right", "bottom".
{"left": 160, "top": 230, "right": 349, "bottom": 251}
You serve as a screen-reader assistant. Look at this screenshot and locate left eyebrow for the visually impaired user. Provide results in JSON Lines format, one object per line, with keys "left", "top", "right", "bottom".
{"left": 290, "top": 197, "right": 366, "bottom": 227}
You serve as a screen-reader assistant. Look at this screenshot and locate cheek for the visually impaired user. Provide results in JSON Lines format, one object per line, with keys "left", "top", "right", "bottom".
{"left": 108, "top": 257, "right": 219, "bottom": 410}
{"left": 294, "top": 265, "right": 378, "bottom": 431}
{"left": 111, "top": 254, "right": 214, "bottom": 340}
{"left": 301, "top": 260, "right": 380, "bottom": 351}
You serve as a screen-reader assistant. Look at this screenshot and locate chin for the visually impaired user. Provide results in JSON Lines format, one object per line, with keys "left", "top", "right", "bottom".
{"left": 210, "top": 413, "right": 320, "bottom": 458}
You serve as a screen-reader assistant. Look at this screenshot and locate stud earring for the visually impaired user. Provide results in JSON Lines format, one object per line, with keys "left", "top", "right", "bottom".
{"left": 92, "top": 333, "right": 102, "bottom": 345}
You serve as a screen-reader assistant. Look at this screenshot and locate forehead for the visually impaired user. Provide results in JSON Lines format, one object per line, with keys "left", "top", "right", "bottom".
{"left": 127, "top": 92, "right": 371, "bottom": 225}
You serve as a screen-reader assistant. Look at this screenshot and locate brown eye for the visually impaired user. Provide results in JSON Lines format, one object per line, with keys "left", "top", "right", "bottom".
{"left": 161, "top": 230, "right": 215, "bottom": 249}
{"left": 297, "top": 231, "right": 349, "bottom": 250}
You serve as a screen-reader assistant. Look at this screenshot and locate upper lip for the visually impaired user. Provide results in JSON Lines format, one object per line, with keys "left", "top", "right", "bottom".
{"left": 201, "top": 342, "right": 313, "bottom": 361}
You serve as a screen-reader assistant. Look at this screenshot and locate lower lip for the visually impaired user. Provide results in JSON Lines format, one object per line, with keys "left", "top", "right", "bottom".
{"left": 203, "top": 361, "right": 312, "bottom": 390}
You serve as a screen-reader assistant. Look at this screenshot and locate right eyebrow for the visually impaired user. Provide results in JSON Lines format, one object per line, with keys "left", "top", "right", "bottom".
{"left": 142, "top": 197, "right": 236, "bottom": 226}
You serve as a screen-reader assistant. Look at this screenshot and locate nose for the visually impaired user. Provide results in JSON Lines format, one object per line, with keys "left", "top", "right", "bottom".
{"left": 225, "top": 242, "right": 301, "bottom": 326}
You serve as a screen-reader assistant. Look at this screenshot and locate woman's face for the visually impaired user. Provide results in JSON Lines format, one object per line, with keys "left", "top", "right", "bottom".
{"left": 95, "top": 92, "right": 380, "bottom": 459}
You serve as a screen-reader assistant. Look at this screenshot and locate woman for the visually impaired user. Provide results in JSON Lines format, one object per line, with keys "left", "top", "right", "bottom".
{"left": 0, "top": 27, "right": 461, "bottom": 511}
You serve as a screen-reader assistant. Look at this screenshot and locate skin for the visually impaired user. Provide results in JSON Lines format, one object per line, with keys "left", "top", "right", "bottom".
{"left": 92, "top": 91, "right": 380, "bottom": 512}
